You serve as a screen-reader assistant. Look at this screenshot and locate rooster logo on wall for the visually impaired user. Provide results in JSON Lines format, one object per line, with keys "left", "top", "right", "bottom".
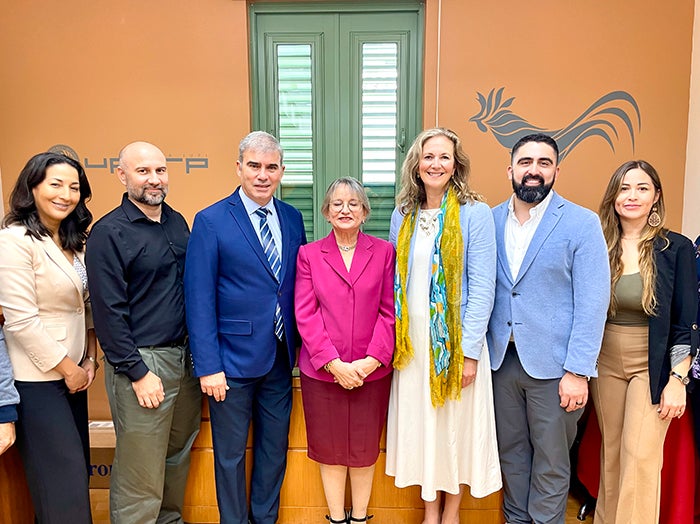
{"left": 469, "top": 88, "right": 641, "bottom": 161}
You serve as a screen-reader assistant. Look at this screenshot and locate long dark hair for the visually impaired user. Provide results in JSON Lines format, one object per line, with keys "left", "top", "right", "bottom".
{"left": 2, "top": 152, "right": 93, "bottom": 252}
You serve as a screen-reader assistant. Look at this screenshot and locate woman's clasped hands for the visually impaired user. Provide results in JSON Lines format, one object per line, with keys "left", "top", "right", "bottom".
{"left": 327, "top": 356, "right": 381, "bottom": 390}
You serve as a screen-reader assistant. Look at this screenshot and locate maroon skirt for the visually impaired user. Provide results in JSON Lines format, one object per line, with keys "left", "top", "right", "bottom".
{"left": 300, "top": 372, "right": 392, "bottom": 467}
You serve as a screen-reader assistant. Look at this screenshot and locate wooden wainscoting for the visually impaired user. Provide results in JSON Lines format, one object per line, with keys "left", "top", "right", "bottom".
{"left": 183, "top": 377, "right": 503, "bottom": 524}
{"left": 0, "top": 444, "right": 34, "bottom": 521}
{"left": 0, "top": 377, "right": 503, "bottom": 523}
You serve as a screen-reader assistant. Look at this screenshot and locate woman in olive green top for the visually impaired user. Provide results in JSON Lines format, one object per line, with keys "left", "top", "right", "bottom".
{"left": 593, "top": 160, "right": 698, "bottom": 524}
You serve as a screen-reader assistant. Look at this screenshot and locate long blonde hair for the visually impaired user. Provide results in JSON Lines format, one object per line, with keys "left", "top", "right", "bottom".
{"left": 396, "top": 128, "right": 483, "bottom": 213}
{"left": 598, "top": 160, "right": 667, "bottom": 317}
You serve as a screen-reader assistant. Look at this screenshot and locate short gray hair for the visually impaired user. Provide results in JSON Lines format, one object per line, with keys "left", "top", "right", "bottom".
{"left": 238, "top": 131, "right": 284, "bottom": 163}
{"left": 321, "top": 177, "right": 371, "bottom": 220}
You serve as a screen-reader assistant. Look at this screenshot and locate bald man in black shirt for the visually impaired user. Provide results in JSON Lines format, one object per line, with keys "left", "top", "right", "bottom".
{"left": 86, "top": 141, "right": 201, "bottom": 524}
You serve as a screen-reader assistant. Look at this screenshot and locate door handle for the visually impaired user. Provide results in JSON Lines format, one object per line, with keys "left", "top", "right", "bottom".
{"left": 398, "top": 128, "right": 406, "bottom": 153}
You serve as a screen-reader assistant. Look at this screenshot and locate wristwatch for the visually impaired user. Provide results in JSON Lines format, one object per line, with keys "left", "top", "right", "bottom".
{"left": 670, "top": 371, "right": 690, "bottom": 386}
{"left": 86, "top": 356, "right": 100, "bottom": 370}
{"left": 570, "top": 371, "right": 590, "bottom": 381}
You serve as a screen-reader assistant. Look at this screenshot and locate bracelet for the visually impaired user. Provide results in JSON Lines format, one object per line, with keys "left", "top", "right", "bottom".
{"left": 86, "top": 356, "right": 100, "bottom": 370}
{"left": 670, "top": 371, "right": 690, "bottom": 386}
{"left": 324, "top": 358, "right": 339, "bottom": 373}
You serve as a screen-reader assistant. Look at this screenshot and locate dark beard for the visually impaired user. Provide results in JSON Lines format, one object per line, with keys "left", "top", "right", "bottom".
{"left": 129, "top": 185, "right": 167, "bottom": 206}
{"left": 512, "top": 174, "right": 553, "bottom": 204}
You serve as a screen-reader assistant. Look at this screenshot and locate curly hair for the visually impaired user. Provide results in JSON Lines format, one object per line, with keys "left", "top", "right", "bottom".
{"left": 395, "top": 128, "right": 483, "bottom": 213}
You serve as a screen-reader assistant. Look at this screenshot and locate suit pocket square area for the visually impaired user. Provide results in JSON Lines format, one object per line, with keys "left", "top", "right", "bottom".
{"left": 218, "top": 319, "right": 253, "bottom": 336}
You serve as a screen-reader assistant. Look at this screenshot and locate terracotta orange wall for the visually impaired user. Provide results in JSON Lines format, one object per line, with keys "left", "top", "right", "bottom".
{"left": 0, "top": 0, "right": 695, "bottom": 229}
{"left": 0, "top": 0, "right": 696, "bottom": 421}
{"left": 0, "top": 0, "right": 251, "bottom": 224}
{"left": 0, "top": 0, "right": 253, "bottom": 420}
{"left": 423, "top": 0, "right": 695, "bottom": 230}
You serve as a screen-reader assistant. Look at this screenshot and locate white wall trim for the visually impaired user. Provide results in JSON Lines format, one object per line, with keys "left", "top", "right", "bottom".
{"left": 0, "top": 167, "right": 4, "bottom": 217}
{"left": 433, "top": 0, "right": 442, "bottom": 127}
{"left": 682, "top": 0, "right": 700, "bottom": 241}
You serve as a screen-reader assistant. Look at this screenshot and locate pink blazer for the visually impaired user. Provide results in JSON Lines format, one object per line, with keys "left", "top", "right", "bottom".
{"left": 294, "top": 231, "right": 395, "bottom": 382}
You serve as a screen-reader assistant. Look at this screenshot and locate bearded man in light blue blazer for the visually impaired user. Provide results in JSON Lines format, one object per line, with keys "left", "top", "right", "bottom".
{"left": 487, "top": 134, "right": 610, "bottom": 524}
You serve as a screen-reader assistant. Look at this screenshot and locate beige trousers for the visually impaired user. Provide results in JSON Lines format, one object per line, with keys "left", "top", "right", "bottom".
{"left": 590, "top": 323, "right": 670, "bottom": 524}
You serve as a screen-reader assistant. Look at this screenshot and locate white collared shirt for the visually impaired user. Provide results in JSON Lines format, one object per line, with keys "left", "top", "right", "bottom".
{"left": 504, "top": 190, "right": 554, "bottom": 281}
{"left": 239, "top": 189, "right": 283, "bottom": 259}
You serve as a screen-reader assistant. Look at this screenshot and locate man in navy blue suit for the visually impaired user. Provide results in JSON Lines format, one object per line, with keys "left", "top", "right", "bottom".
{"left": 185, "top": 131, "right": 306, "bottom": 524}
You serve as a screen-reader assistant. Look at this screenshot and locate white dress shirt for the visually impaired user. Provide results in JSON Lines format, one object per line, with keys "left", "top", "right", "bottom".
{"left": 239, "top": 189, "right": 283, "bottom": 259}
{"left": 504, "top": 190, "right": 554, "bottom": 281}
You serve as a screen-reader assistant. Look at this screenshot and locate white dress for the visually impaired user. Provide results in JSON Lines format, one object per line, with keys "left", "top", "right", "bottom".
{"left": 385, "top": 209, "right": 502, "bottom": 501}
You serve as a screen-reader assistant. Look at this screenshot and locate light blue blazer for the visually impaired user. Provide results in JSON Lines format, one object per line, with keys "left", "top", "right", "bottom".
{"left": 390, "top": 200, "right": 496, "bottom": 360}
{"left": 487, "top": 192, "right": 610, "bottom": 379}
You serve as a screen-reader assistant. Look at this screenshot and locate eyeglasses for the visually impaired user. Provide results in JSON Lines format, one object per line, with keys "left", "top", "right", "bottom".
{"left": 329, "top": 201, "right": 362, "bottom": 212}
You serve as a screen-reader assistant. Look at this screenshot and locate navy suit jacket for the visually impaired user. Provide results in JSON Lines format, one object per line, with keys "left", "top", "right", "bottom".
{"left": 184, "top": 188, "right": 307, "bottom": 378}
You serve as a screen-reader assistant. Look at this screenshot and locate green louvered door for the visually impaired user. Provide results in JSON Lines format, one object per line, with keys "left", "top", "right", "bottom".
{"left": 251, "top": 3, "right": 423, "bottom": 241}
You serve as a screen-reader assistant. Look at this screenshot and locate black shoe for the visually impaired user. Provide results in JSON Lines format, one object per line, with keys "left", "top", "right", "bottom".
{"left": 577, "top": 497, "right": 597, "bottom": 521}
{"left": 325, "top": 514, "right": 348, "bottom": 523}
{"left": 348, "top": 512, "right": 374, "bottom": 522}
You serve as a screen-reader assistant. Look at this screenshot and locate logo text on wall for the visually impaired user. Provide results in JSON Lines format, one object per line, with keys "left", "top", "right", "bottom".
{"left": 47, "top": 145, "right": 208, "bottom": 174}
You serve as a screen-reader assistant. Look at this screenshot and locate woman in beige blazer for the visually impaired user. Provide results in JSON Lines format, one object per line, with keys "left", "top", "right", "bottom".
{"left": 0, "top": 152, "right": 96, "bottom": 523}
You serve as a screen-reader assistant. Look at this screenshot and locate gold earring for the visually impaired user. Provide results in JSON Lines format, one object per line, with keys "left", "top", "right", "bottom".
{"left": 647, "top": 204, "right": 661, "bottom": 227}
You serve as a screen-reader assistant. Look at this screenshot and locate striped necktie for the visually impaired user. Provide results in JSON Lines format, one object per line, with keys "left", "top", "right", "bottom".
{"left": 255, "top": 207, "right": 284, "bottom": 340}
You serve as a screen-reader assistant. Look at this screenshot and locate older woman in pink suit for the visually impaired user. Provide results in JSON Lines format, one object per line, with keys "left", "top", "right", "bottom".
{"left": 295, "top": 177, "right": 395, "bottom": 524}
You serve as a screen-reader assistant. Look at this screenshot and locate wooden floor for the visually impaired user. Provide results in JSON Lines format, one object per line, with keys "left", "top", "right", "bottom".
{"left": 88, "top": 489, "right": 592, "bottom": 523}
{"left": 565, "top": 495, "right": 592, "bottom": 523}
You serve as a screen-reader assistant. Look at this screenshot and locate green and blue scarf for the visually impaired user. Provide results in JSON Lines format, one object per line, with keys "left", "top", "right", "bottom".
{"left": 394, "top": 189, "right": 464, "bottom": 406}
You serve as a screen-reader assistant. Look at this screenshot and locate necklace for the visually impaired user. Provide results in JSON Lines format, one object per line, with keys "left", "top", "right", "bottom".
{"left": 338, "top": 243, "right": 356, "bottom": 252}
{"left": 419, "top": 209, "right": 440, "bottom": 235}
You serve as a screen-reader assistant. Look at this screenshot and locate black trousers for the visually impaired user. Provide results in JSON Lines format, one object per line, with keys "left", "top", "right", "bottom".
{"left": 15, "top": 380, "right": 91, "bottom": 524}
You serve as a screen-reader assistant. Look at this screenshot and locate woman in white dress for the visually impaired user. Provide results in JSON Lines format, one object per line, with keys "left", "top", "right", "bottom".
{"left": 385, "top": 128, "right": 501, "bottom": 524}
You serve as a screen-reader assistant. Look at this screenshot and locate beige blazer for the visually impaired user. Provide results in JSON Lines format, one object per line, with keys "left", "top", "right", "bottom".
{"left": 0, "top": 225, "right": 92, "bottom": 382}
